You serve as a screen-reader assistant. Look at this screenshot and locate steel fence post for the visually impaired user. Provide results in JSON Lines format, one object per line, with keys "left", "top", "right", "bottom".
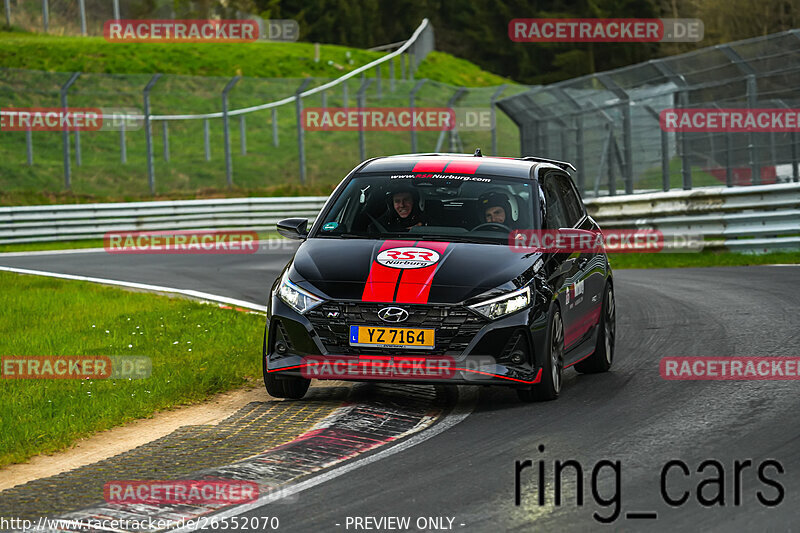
{"left": 204, "top": 118, "right": 210, "bottom": 160}
{"left": 652, "top": 61, "right": 691, "bottom": 189}
{"left": 720, "top": 45, "right": 762, "bottom": 184}
{"left": 390, "top": 57, "right": 395, "bottom": 92}
{"left": 295, "top": 77, "right": 313, "bottom": 184}
{"left": 221, "top": 75, "right": 241, "bottom": 187}
{"left": 552, "top": 88, "right": 586, "bottom": 192}
{"left": 357, "top": 78, "right": 373, "bottom": 161}
{"left": 113, "top": 0, "right": 120, "bottom": 19}
{"left": 78, "top": 0, "right": 86, "bottom": 36}
{"left": 643, "top": 105, "right": 669, "bottom": 191}
{"left": 239, "top": 115, "right": 246, "bottom": 155}
{"left": 597, "top": 74, "right": 633, "bottom": 193}
{"left": 444, "top": 88, "right": 465, "bottom": 153}
{"left": 26, "top": 129, "right": 33, "bottom": 165}
{"left": 490, "top": 84, "right": 506, "bottom": 156}
{"left": 746, "top": 74, "right": 760, "bottom": 184}
{"left": 678, "top": 90, "right": 692, "bottom": 190}
{"left": 162, "top": 121, "right": 169, "bottom": 161}
{"left": 342, "top": 80, "right": 348, "bottom": 110}
{"left": 409, "top": 79, "right": 427, "bottom": 153}
{"left": 42, "top": 0, "right": 48, "bottom": 32}
{"left": 4, "top": 0, "right": 10, "bottom": 26}
{"left": 143, "top": 73, "right": 162, "bottom": 195}
{"left": 74, "top": 129, "right": 81, "bottom": 166}
{"left": 119, "top": 114, "right": 126, "bottom": 164}
{"left": 60, "top": 72, "right": 80, "bottom": 190}
{"left": 376, "top": 65, "right": 382, "bottom": 99}
{"left": 271, "top": 109, "right": 278, "bottom": 147}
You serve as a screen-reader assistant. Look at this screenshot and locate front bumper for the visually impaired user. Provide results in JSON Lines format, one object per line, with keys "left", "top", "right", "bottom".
{"left": 265, "top": 296, "right": 550, "bottom": 388}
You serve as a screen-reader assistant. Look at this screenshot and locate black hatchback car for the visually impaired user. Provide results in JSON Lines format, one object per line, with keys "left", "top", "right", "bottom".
{"left": 264, "top": 152, "right": 615, "bottom": 402}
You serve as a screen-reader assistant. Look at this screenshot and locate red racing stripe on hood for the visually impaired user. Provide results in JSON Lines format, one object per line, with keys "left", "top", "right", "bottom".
{"left": 394, "top": 241, "right": 450, "bottom": 304}
{"left": 362, "top": 240, "right": 415, "bottom": 302}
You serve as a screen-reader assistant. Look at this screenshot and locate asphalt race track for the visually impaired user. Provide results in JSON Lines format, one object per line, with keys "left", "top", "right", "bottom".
{"left": 1, "top": 248, "right": 799, "bottom": 531}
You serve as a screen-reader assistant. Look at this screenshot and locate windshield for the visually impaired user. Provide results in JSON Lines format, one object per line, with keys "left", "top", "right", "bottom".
{"left": 311, "top": 172, "right": 537, "bottom": 244}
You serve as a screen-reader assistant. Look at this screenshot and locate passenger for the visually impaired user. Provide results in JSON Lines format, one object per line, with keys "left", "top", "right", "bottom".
{"left": 371, "top": 187, "right": 427, "bottom": 232}
{"left": 479, "top": 192, "right": 515, "bottom": 227}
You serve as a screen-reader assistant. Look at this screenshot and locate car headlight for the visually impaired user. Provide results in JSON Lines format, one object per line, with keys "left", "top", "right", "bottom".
{"left": 469, "top": 286, "right": 531, "bottom": 320}
{"left": 276, "top": 272, "right": 324, "bottom": 314}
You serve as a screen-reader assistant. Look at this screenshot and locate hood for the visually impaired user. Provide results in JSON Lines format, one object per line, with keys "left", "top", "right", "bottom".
{"left": 289, "top": 237, "right": 541, "bottom": 305}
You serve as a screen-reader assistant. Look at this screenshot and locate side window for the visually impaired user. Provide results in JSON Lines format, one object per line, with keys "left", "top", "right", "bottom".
{"left": 555, "top": 175, "right": 584, "bottom": 227}
{"left": 542, "top": 175, "right": 569, "bottom": 229}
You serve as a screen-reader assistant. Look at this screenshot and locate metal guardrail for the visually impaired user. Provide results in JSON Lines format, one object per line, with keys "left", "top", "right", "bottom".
{"left": 587, "top": 183, "right": 800, "bottom": 252}
{"left": 1, "top": 184, "right": 798, "bottom": 252}
{"left": 0, "top": 197, "right": 326, "bottom": 244}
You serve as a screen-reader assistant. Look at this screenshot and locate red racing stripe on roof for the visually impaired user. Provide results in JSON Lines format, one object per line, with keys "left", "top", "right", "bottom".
{"left": 412, "top": 159, "right": 448, "bottom": 172}
{"left": 444, "top": 160, "right": 482, "bottom": 174}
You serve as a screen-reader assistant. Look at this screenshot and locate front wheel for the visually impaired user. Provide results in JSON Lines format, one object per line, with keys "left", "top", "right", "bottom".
{"left": 262, "top": 330, "right": 310, "bottom": 399}
{"left": 575, "top": 283, "right": 615, "bottom": 374}
{"left": 518, "top": 307, "right": 564, "bottom": 402}
{"left": 264, "top": 371, "right": 310, "bottom": 399}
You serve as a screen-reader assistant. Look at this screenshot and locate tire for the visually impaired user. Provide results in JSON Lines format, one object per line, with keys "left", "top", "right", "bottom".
{"left": 518, "top": 306, "right": 564, "bottom": 402}
{"left": 262, "top": 331, "right": 310, "bottom": 399}
{"left": 575, "top": 283, "right": 615, "bottom": 374}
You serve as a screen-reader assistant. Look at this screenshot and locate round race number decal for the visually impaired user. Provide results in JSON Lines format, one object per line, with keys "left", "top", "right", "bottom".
{"left": 376, "top": 247, "right": 441, "bottom": 269}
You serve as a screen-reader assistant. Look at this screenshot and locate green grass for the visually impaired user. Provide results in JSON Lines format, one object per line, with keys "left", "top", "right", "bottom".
{"left": 609, "top": 250, "right": 800, "bottom": 269}
{"left": 0, "top": 271, "right": 265, "bottom": 466}
{"left": 0, "top": 31, "right": 507, "bottom": 85}
{"left": 0, "top": 31, "right": 519, "bottom": 205}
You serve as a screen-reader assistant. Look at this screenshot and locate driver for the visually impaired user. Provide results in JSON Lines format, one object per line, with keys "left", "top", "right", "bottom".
{"left": 479, "top": 192, "right": 514, "bottom": 227}
{"left": 371, "top": 186, "right": 427, "bottom": 232}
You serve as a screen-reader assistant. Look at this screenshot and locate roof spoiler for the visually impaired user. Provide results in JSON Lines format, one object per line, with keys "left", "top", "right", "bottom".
{"left": 519, "top": 156, "right": 576, "bottom": 172}
{"left": 383, "top": 152, "right": 577, "bottom": 172}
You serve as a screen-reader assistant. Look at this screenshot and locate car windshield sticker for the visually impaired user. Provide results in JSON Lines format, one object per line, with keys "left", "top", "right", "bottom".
{"left": 322, "top": 222, "right": 338, "bottom": 231}
{"left": 390, "top": 173, "right": 491, "bottom": 182}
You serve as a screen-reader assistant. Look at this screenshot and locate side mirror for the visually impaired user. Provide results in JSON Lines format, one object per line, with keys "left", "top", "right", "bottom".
{"left": 277, "top": 218, "right": 309, "bottom": 240}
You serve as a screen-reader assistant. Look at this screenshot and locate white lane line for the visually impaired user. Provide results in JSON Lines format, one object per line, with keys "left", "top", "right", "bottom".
{"left": 0, "top": 265, "right": 266, "bottom": 312}
{"left": 0, "top": 247, "right": 107, "bottom": 257}
{"left": 169, "top": 386, "right": 479, "bottom": 533}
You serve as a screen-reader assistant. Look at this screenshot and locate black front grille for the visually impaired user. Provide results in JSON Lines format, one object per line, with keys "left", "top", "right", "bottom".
{"left": 306, "top": 302, "right": 487, "bottom": 355}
